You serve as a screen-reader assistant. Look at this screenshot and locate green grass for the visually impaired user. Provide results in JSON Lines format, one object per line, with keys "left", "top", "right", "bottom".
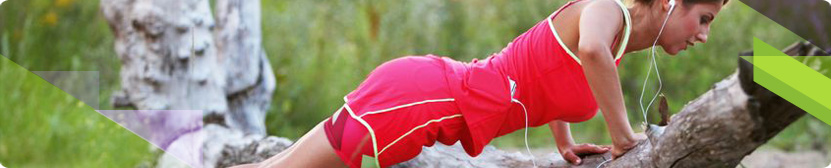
{"left": 0, "top": 0, "right": 828, "bottom": 166}
{"left": 0, "top": 0, "right": 154, "bottom": 167}
{"left": 0, "top": 55, "right": 158, "bottom": 167}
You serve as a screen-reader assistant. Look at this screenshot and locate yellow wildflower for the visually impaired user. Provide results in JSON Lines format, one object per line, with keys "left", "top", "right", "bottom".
{"left": 42, "top": 11, "right": 58, "bottom": 26}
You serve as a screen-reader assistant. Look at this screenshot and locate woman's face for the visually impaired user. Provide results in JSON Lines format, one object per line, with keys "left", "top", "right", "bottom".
{"left": 660, "top": 1, "right": 725, "bottom": 55}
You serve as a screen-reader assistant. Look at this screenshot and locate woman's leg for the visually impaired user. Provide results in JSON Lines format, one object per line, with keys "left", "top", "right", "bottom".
{"left": 230, "top": 121, "right": 332, "bottom": 168}
{"left": 256, "top": 121, "right": 347, "bottom": 168}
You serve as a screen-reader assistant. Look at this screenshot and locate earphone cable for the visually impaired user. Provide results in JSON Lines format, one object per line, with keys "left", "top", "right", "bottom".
{"left": 638, "top": 0, "right": 674, "bottom": 125}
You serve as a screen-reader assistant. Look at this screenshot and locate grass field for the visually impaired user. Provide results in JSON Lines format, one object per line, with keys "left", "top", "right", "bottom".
{"left": 0, "top": 0, "right": 828, "bottom": 167}
{"left": 0, "top": 55, "right": 159, "bottom": 167}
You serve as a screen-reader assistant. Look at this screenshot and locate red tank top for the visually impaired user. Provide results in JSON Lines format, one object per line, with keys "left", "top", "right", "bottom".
{"left": 444, "top": 0, "right": 632, "bottom": 157}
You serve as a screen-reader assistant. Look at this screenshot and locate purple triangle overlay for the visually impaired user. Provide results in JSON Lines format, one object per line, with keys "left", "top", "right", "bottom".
{"left": 32, "top": 71, "right": 99, "bottom": 109}
{"left": 97, "top": 110, "right": 204, "bottom": 168}
{"left": 740, "top": 0, "right": 831, "bottom": 52}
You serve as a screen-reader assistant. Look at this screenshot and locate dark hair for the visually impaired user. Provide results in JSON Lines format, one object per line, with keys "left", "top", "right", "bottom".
{"left": 634, "top": 0, "right": 730, "bottom": 6}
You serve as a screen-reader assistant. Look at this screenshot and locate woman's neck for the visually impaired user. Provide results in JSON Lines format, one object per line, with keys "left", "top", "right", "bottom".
{"left": 625, "top": 3, "right": 663, "bottom": 53}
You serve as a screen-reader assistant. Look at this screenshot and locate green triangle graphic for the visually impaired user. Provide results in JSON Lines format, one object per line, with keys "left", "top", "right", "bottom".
{"left": 744, "top": 38, "right": 831, "bottom": 126}
{"left": 0, "top": 54, "right": 156, "bottom": 167}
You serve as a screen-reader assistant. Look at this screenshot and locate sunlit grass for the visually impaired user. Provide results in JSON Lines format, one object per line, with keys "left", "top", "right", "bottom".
{"left": 0, "top": 55, "right": 158, "bottom": 167}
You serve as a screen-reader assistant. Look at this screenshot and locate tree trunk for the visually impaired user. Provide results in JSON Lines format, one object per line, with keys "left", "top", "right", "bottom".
{"left": 100, "top": 0, "right": 275, "bottom": 167}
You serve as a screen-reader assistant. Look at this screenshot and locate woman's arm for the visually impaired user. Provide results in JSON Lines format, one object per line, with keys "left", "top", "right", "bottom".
{"left": 576, "top": 0, "right": 644, "bottom": 158}
{"left": 549, "top": 120, "right": 576, "bottom": 149}
{"left": 549, "top": 120, "right": 610, "bottom": 165}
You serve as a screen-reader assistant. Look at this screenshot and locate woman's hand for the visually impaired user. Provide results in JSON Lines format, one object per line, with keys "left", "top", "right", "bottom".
{"left": 611, "top": 132, "right": 647, "bottom": 159}
{"left": 558, "top": 143, "right": 611, "bottom": 165}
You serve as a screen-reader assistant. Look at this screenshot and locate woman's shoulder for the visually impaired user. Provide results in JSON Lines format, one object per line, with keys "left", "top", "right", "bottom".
{"left": 557, "top": 0, "right": 626, "bottom": 31}
{"left": 578, "top": 0, "right": 629, "bottom": 36}
{"left": 580, "top": 0, "right": 626, "bottom": 18}
{"left": 572, "top": 0, "right": 632, "bottom": 57}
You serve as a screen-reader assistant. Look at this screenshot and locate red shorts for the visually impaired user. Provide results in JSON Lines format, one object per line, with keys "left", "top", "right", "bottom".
{"left": 323, "top": 56, "right": 469, "bottom": 168}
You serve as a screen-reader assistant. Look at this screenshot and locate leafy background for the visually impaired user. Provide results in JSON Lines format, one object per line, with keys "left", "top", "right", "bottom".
{"left": 0, "top": 0, "right": 828, "bottom": 167}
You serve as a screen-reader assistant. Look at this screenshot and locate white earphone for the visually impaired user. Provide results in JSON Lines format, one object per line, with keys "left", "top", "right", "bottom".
{"left": 668, "top": 0, "right": 677, "bottom": 16}
{"left": 638, "top": 0, "right": 676, "bottom": 125}
{"left": 600, "top": 1, "right": 678, "bottom": 167}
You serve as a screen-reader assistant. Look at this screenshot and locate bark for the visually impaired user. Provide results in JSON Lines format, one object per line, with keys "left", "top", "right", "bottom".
{"left": 100, "top": 0, "right": 275, "bottom": 167}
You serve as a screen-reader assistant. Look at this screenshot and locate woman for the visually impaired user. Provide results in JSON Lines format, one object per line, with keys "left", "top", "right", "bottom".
{"left": 242, "top": 0, "right": 727, "bottom": 167}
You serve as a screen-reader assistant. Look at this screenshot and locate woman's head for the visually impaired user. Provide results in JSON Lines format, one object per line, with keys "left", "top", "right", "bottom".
{"left": 636, "top": 0, "right": 728, "bottom": 55}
